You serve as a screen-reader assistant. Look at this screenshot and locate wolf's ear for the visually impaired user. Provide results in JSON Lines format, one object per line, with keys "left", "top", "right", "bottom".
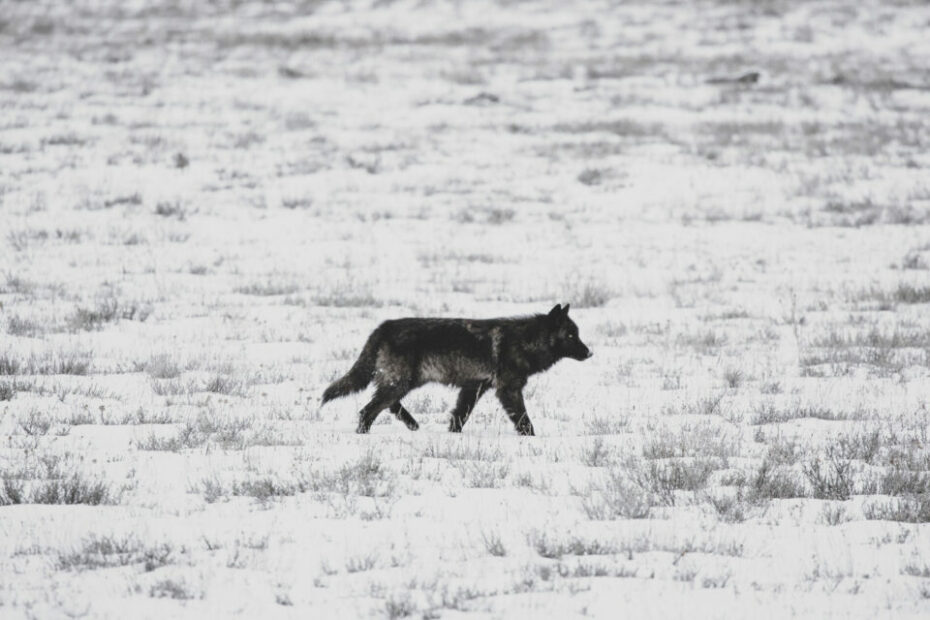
{"left": 562, "top": 303, "right": 571, "bottom": 315}
{"left": 548, "top": 304, "right": 562, "bottom": 319}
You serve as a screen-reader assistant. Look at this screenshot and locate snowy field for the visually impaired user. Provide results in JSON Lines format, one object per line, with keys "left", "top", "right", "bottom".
{"left": 2, "top": 0, "right": 930, "bottom": 617}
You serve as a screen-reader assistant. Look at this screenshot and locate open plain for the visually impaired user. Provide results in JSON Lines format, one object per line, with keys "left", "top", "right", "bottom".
{"left": 2, "top": 1, "right": 930, "bottom": 617}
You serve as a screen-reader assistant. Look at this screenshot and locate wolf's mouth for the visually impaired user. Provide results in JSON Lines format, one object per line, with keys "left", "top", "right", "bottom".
{"left": 573, "top": 348, "right": 593, "bottom": 360}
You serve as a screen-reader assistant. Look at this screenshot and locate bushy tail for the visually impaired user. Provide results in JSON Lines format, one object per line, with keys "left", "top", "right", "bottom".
{"left": 321, "top": 327, "right": 382, "bottom": 404}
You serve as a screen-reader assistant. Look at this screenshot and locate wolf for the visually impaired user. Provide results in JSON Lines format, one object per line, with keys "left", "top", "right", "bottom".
{"left": 321, "top": 304, "right": 592, "bottom": 435}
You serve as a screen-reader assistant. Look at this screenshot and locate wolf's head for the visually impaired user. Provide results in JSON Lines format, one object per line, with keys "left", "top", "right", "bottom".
{"left": 547, "top": 304, "right": 593, "bottom": 361}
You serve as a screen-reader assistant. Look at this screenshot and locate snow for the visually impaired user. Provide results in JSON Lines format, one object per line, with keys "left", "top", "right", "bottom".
{"left": 2, "top": 0, "right": 930, "bottom": 618}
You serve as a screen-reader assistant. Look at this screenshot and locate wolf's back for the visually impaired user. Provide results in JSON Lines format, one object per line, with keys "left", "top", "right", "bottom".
{"left": 321, "top": 325, "right": 383, "bottom": 403}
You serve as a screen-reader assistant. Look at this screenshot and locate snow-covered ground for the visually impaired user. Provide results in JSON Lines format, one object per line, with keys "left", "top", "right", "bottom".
{"left": 2, "top": 0, "right": 930, "bottom": 617}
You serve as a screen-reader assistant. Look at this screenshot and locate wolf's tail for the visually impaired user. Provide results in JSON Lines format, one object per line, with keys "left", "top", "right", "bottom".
{"left": 321, "top": 327, "right": 382, "bottom": 404}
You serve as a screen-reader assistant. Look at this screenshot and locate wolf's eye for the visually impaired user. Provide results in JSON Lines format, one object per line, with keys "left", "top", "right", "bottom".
{"left": 567, "top": 333, "right": 575, "bottom": 339}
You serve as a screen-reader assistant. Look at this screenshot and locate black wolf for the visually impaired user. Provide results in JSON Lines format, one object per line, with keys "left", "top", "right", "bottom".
{"left": 321, "top": 304, "right": 592, "bottom": 435}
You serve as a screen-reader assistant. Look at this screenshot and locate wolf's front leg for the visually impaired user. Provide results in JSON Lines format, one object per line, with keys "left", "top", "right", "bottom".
{"left": 449, "top": 380, "right": 491, "bottom": 432}
{"left": 495, "top": 385, "right": 534, "bottom": 436}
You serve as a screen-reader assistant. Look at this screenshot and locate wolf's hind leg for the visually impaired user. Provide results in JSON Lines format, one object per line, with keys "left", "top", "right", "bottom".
{"left": 357, "top": 385, "right": 408, "bottom": 434}
{"left": 389, "top": 401, "right": 419, "bottom": 431}
{"left": 449, "top": 380, "right": 491, "bottom": 433}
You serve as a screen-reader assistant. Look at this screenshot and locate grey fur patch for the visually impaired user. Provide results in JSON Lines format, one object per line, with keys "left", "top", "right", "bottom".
{"left": 418, "top": 354, "right": 493, "bottom": 385}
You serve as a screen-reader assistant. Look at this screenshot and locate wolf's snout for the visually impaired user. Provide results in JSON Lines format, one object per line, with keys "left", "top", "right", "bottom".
{"left": 585, "top": 349, "right": 593, "bottom": 359}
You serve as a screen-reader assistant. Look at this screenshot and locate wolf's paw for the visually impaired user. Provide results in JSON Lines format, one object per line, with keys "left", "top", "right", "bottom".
{"left": 405, "top": 420, "right": 420, "bottom": 431}
{"left": 517, "top": 423, "right": 535, "bottom": 437}
{"left": 355, "top": 424, "right": 371, "bottom": 434}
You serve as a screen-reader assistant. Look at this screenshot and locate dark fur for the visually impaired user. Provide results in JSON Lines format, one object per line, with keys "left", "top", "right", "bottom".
{"left": 321, "top": 304, "right": 592, "bottom": 435}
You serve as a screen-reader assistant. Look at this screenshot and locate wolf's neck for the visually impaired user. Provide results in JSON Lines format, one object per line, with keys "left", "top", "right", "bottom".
{"left": 525, "top": 350, "right": 558, "bottom": 375}
{"left": 517, "top": 319, "right": 560, "bottom": 376}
